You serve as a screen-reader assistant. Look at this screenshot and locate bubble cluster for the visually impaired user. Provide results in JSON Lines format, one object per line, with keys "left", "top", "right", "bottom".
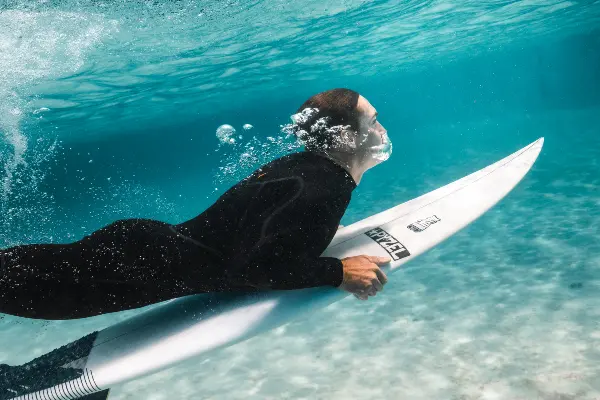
{"left": 215, "top": 124, "right": 237, "bottom": 144}
{"left": 281, "top": 107, "right": 354, "bottom": 151}
{"left": 370, "top": 140, "right": 393, "bottom": 161}
{"left": 212, "top": 126, "right": 301, "bottom": 192}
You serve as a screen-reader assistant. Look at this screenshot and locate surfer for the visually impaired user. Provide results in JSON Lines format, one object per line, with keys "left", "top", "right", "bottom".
{"left": 0, "top": 88, "right": 393, "bottom": 320}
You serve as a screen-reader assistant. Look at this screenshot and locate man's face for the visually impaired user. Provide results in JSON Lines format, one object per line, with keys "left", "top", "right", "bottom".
{"left": 354, "top": 95, "right": 391, "bottom": 162}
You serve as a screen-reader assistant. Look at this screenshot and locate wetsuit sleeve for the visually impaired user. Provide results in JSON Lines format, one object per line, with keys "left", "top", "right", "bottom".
{"left": 226, "top": 198, "right": 344, "bottom": 291}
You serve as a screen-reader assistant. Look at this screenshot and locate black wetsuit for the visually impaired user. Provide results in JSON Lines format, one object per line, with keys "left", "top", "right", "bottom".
{"left": 0, "top": 151, "right": 356, "bottom": 319}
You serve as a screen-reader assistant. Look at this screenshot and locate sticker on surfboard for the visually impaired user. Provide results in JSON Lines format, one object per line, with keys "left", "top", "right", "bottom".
{"left": 364, "top": 227, "right": 410, "bottom": 261}
{"left": 407, "top": 215, "right": 440, "bottom": 232}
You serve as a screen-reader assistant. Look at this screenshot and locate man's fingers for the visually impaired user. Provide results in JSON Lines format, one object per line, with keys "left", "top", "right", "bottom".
{"left": 365, "top": 255, "right": 392, "bottom": 265}
{"left": 371, "top": 278, "right": 383, "bottom": 292}
{"left": 354, "top": 293, "right": 368, "bottom": 300}
{"left": 367, "top": 286, "right": 378, "bottom": 297}
{"left": 373, "top": 266, "right": 388, "bottom": 286}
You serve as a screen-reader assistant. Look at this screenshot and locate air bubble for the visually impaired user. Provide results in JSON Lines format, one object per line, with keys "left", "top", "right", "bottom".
{"left": 216, "top": 124, "right": 236, "bottom": 144}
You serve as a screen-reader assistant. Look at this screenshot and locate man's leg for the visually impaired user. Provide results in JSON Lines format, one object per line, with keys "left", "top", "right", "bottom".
{"left": 0, "top": 219, "right": 198, "bottom": 320}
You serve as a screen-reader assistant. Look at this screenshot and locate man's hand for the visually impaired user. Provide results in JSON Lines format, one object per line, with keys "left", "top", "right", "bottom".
{"left": 338, "top": 255, "right": 390, "bottom": 300}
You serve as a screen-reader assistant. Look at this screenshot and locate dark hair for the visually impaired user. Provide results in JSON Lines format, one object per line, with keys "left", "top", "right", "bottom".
{"left": 292, "top": 88, "right": 361, "bottom": 150}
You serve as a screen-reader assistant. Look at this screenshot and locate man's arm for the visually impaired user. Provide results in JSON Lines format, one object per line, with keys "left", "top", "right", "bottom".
{"left": 222, "top": 216, "right": 390, "bottom": 297}
{"left": 224, "top": 200, "right": 344, "bottom": 291}
{"left": 217, "top": 173, "right": 388, "bottom": 296}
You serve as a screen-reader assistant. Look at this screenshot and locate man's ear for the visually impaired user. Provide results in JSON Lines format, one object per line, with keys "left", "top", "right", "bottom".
{"left": 338, "top": 127, "right": 358, "bottom": 150}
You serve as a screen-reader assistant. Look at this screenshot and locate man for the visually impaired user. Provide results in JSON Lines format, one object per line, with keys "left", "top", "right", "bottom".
{"left": 0, "top": 88, "right": 393, "bottom": 320}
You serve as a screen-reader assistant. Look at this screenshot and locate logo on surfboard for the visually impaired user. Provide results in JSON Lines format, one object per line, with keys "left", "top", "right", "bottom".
{"left": 407, "top": 215, "right": 440, "bottom": 232}
{"left": 364, "top": 227, "right": 410, "bottom": 261}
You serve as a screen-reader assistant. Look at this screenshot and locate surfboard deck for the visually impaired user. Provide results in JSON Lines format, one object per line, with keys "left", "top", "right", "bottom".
{"left": 7, "top": 138, "right": 544, "bottom": 400}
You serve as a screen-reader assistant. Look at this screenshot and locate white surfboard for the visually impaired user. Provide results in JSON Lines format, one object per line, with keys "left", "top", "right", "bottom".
{"left": 7, "top": 138, "right": 544, "bottom": 400}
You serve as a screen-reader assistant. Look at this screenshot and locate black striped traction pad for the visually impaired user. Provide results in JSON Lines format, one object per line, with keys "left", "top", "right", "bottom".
{"left": 0, "top": 331, "right": 110, "bottom": 400}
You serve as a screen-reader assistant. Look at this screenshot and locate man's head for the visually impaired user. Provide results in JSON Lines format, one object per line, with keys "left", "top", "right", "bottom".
{"left": 290, "top": 88, "right": 391, "bottom": 166}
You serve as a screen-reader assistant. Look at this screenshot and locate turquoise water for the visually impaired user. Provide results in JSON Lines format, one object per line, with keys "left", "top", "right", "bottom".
{"left": 1, "top": 0, "right": 600, "bottom": 398}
